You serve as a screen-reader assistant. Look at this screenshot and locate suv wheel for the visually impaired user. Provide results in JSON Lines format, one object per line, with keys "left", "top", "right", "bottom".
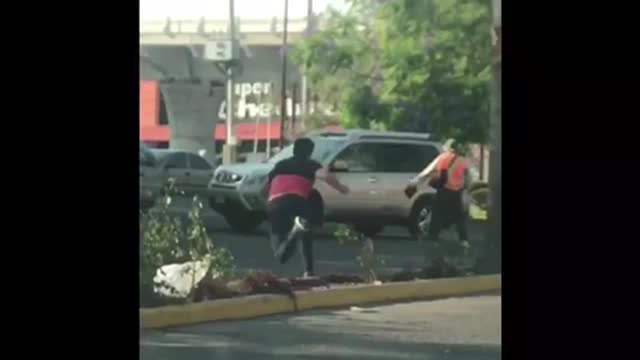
{"left": 408, "top": 197, "right": 433, "bottom": 240}
{"left": 224, "top": 209, "right": 265, "bottom": 233}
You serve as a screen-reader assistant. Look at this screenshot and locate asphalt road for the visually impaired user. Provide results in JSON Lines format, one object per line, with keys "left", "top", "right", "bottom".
{"left": 162, "top": 197, "right": 487, "bottom": 277}
{"left": 140, "top": 295, "right": 501, "bottom": 360}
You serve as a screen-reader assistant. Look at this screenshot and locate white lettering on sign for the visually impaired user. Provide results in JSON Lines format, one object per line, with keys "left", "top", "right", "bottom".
{"left": 233, "top": 82, "right": 271, "bottom": 98}
{"left": 218, "top": 81, "right": 335, "bottom": 120}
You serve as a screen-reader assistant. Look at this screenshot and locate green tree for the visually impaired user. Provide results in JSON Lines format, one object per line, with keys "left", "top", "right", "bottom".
{"left": 291, "top": 0, "right": 385, "bottom": 129}
{"left": 291, "top": 0, "right": 491, "bottom": 142}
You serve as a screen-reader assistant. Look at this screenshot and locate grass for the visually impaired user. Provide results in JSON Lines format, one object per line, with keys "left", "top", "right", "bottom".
{"left": 469, "top": 204, "right": 487, "bottom": 221}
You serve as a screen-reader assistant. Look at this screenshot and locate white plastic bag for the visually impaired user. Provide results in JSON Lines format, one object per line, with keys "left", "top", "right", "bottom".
{"left": 153, "top": 259, "right": 221, "bottom": 298}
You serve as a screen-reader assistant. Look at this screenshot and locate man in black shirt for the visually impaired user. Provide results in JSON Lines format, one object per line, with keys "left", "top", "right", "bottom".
{"left": 264, "top": 138, "right": 349, "bottom": 277}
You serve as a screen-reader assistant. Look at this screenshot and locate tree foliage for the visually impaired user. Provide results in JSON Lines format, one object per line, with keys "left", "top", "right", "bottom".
{"left": 291, "top": 0, "right": 491, "bottom": 142}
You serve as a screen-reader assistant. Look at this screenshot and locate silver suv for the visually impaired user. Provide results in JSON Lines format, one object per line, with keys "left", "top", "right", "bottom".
{"left": 208, "top": 129, "right": 443, "bottom": 238}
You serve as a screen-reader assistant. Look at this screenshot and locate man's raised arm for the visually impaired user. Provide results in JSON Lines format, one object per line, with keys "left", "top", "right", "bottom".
{"left": 316, "top": 167, "right": 349, "bottom": 194}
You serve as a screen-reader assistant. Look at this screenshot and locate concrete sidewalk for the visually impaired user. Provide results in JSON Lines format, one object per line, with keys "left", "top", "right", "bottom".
{"left": 141, "top": 295, "right": 501, "bottom": 360}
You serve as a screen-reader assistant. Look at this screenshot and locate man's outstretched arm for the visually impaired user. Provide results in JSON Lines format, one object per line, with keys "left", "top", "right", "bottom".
{"left": 410, "top": 154, "right": 443, "bottom": 185}
{"left": 316, "top": 167, "right": 349, "bottom": 194}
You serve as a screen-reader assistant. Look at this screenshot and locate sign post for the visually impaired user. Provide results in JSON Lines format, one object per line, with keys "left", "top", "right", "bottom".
{"left": 266, "top": 82, "right": 274, "bottom": 158}
{"left": 253, "top": 91, "right": 262, "bottom": 154}
{"left": 279, "top": 0, "right": 289, "bottom": 148}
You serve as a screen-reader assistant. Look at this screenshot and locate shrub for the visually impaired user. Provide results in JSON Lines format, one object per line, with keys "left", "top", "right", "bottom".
{"left": 140, "top": 182, "right": 234, "bottom": 307}
{"left": 334, "top": 225, "right": 385, "bottom": 283}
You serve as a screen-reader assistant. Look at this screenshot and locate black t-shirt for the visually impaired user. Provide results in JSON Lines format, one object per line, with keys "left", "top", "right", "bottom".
{"left": 268, "top": 156, "right": 323, "bottom": 184}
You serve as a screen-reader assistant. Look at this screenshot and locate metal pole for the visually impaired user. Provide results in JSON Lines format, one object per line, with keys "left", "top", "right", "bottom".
{"left": 253, "top": 92, "right": 262, "bottom": 153}
{"left": 291, "top": 82, "right": 298, "bottom": 139}
{"left": 266, "top": 82, "right": 273, "bottom": 157}
{"left": 279, "top": 0, "right": 289, "bottom": 147}
{"left": 300, "top": 0, "right": 313, "bottom": 129}
{"left": 300, "top": 76, "right": 307, "bottom": 131}
{"left": 226, "top": 0, "right": 235, "bottom": 145}
{"left": 479, "top": 0, "right": 501, "bottom": 274}
{"left": 479, "top": 143, "right": 485, "bottom": 180}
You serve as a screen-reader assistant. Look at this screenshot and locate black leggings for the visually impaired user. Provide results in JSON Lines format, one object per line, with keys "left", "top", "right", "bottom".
{"left": 428, "top": 188, "right": 469, "bottom": 242}
{"left": 266, "top": 195, "right": 314, "bottom": 274}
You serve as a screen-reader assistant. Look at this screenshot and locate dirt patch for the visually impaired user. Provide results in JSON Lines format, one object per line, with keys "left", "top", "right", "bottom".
{"left": 145, "top": 263, "right": 472, "bottom": 309}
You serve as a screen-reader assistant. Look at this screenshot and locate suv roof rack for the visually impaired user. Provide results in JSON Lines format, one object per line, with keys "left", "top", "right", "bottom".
{"left": 316, "top": 132, "right": 348, "bottom": 137}
{"left": 358, "top": 134, "right": 435, "bottom": 142}
{"left": 308, "top": 129, "right": 439, "bottom": 143}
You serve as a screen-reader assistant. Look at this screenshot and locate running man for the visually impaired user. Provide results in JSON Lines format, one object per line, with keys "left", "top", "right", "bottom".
{"left": 263, "top": 138, "right": 349, "bottom": 277}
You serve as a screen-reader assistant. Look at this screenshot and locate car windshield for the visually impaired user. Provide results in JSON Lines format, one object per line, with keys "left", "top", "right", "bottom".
{"left": 139, "top": 144, "right": 157, "bottom": 167}
{"left": 268, "top": 138, "right": 347, "bottom": 164}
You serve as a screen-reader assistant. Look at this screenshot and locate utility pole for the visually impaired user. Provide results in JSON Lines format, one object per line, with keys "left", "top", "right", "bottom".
{"left": 266, "top": 82, "right": 274, "bottom": 157}
{"left": 253, "top": 92, "right": 262, "bottom": 154}
{"left": 279, "top": 0, "right": 289, "bottom": 147}
{"left": 222, "top": 0, "right": 237, "bottom": 165}
{"left": 291, "top": 82, "right": 298, "bottom": 139}
{"left": 479, "top": 144, "right": 485, "bottom": 180}
{"left": 300, "top": 0, "right": 313, "bottom": 130}
{"left": 479, "top": 0, "right": 502, "bottom": 274}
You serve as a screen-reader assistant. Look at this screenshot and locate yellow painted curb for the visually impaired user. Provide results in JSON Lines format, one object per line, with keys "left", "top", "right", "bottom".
{"left": 140, "top": 274, "right": 501, "bottom": 329}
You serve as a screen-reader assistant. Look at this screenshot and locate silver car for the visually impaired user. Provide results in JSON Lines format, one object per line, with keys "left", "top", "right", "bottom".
{"left": 141, "top": 149, "right": 215, "bottom": 201}
{"left": 208, "top": 129, "right": 444, "bottom": 238}
{"left": 140, "top": 143, "right": 164, "bottom": 211}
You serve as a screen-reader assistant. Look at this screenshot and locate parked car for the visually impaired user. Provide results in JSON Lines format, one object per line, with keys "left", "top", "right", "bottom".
{"left": 208, "top": 129, "right": 445, "bottom": 238}
{"left": 149, "top": 150, "right": 215, "bottom": 199}
{"left": 139, "top": 143, "right": 162, "bottom": 211}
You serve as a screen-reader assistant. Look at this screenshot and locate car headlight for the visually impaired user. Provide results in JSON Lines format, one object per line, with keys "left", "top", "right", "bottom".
{"left": 215, "top": 170, "right": 243, "bottom": 184}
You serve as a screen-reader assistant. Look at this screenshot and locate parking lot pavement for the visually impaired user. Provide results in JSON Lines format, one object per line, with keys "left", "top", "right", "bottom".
{"left": 140, "top": 295, "right": 501, "bottom": 360}
{"left": 161, "top": 197, "right": 487, "bottom": 277}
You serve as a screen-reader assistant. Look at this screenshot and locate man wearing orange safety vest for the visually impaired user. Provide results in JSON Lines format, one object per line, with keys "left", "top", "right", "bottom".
{"left": 407, "top": 139, "right": 471, "bottom": 247}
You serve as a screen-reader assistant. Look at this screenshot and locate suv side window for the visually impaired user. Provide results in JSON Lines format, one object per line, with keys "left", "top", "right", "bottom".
{"left": 163, "top": 153, "right": 188, "bottom": 169}
{"left": 420, "top": 144, "right": 440, "bottom": 168}
{"left": 377, "top": 143, "right": 440, "bottom": 173}
{"left": 333, "top": 143, "right": 383, "bottom": 172}
{"left": 187, "top": 155, "right": 212, "bottom": 170}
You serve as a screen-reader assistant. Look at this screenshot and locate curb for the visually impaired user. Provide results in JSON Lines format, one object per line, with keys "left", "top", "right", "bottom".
{"left": 140, "top": 274, "right": 501, "bottom": 329}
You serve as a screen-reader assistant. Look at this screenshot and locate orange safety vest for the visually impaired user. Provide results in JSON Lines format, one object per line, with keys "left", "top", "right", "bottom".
{"left": 437, "top": 152, "right": 468, "bottom": 191}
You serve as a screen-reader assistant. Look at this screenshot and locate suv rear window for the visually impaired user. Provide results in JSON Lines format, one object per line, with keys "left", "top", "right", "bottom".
{"left": 268, "top": 138, "right": 347, "bottom": 164}
{"left": 377, "top": 143, "right": 439, "bottom": 173}
{"left": 333, "top": 143, "right": 382, "bottom": 172}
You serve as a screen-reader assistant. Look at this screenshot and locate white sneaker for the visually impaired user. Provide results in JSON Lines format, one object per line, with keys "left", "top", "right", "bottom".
{"left": 293, "top": 216, "right": 309, "bottom": 233}
{"left": 284, "top": 216, "right": 310, "bottom": 247}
